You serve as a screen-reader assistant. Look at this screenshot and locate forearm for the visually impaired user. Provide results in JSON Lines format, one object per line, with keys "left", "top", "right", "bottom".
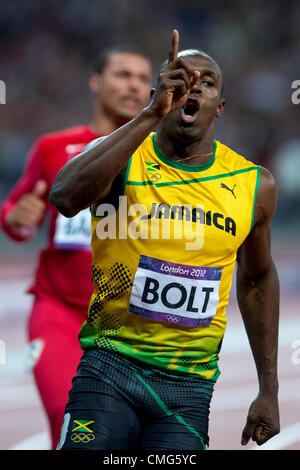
{"left": 50, "top": 107, "right": 161, "bottom": 217}
{"left": 236, "top": 260, "right": 279, "bottom": 394}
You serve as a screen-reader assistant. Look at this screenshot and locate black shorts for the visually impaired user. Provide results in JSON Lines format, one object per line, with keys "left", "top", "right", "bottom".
{"left": 57, "top": 348, "right": 215, "bottom": 451}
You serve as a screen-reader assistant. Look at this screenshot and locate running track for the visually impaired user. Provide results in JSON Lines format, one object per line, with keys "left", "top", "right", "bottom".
{"left": 0, "top": 237, "right": 299, "bottom": 450}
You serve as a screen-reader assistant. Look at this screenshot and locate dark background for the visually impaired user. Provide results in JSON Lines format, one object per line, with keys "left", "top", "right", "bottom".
{"left": 0, "top": 1, "right": 299, "bottom": 451}
{"left": 0, "top": 0, "right": 300, "bottom": 227}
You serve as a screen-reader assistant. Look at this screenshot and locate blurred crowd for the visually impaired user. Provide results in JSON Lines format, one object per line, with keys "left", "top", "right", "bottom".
{"left": 0, "top": 0, "right": 299, "bottom": 224}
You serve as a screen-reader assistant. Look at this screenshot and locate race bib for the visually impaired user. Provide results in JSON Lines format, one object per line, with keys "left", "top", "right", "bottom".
{"left": 54, "top": 208, "right": 92, "bottom": 251}
{"left": 129, "top": 255, "right": 222, "bottom": 327}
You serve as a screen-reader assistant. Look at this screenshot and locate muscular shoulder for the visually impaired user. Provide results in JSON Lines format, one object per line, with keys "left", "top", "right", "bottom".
{"left": 82, "top": 136, "right": 107, "bottom": 152}
{"left": 254, "top": 166, "right": 278, "bottom": 227}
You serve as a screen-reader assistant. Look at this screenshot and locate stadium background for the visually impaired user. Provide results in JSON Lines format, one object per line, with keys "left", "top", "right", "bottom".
{"left": 0, "top": 0, "right": 299, "bottom": 450}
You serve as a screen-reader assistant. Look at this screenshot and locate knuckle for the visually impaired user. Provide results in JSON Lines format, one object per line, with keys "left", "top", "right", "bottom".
{"left": 247, "top": 415, "right": 256, "bottom": 424}
{"left": 158, "top": 76, "right": 169, "bottom": 87}
{"left": 179, "top": 83, "right": 188, "bottom": 92}
{"left": 178, "top": 69, "right": 188, "bottom": 81}
{"left": 177, "top": 57, "right": 191, "bottom": 72}
{"left": 160, "top": 81, "right": 170, "bottom": 91}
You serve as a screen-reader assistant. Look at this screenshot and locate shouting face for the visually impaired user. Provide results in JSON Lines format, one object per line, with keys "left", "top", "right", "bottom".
{"left": 162, "top": 53, "right": 225, "bottom": 143}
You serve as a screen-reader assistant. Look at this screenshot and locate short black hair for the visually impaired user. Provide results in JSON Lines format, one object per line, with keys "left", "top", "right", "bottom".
{"left": 92, "top": 44, "right": 151, "bottom": 74}
{"left": 160, "top": 49, "right": 224, "bottom": 96}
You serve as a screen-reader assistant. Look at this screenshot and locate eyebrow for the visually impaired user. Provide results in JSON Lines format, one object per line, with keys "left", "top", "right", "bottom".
{"left": 199, "top": 66, "right": 223, "bottom": 95}
{"left": 200, "top": 69, "right": 219, "bottom": 80}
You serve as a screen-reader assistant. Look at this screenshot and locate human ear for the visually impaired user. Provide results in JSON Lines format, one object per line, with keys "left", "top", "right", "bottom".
{"left": 88, "top": 73, "right": 103, "bottom": 94}
{"left": 215, "top": 98, "right": 225, "bottom": 118}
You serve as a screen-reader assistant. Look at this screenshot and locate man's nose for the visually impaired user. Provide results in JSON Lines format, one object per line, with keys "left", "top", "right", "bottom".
{"left": 190, "top": 80, "right": 202, "bottom": 94}
{"left": 128, "top": 77, "right": 141, "bottom": 91}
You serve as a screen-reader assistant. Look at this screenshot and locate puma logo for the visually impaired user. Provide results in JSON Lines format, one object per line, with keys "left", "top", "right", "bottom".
{"left": 220, "top": 183, "right": 237, "bottom": 199}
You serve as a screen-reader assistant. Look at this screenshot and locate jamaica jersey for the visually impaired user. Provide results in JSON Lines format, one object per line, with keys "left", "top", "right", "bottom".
{"left": 79, "top": 133, "right": 260, "bottom": 381}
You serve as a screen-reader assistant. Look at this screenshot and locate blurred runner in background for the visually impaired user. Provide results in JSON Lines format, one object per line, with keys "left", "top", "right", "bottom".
{"left": 0, "top": 45, "right": 152, "bottom": 449}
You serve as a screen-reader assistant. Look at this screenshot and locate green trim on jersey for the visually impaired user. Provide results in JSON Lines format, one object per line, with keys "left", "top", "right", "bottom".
{"left": 250, "top": 165, "right": 261, "bottom": 233}
{"left": 121, "top": 156, "right": 133, "bottom": 195}
{"left": 83, "top": 134, "right": 258, "bottom": 381}
{"left": 153, "top": 133, "right": 216, "bottom": 172}
{"left": 127, "top": 165, "right": 260, "bottom": 188}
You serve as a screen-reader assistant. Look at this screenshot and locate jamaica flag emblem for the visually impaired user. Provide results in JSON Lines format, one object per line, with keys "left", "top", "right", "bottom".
{"left": 72, "top": 419, "right": 95, "bottom": 433}
{"left": 145, "top": 162, "right": 162, "bottom": 184}
{"left": 145, "top": 162, "right": 161, "bottom": 172}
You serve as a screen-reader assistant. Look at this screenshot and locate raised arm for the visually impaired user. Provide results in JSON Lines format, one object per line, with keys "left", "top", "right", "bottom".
{"left": 236, "top": 167, "right": 280, "bottom": 446}
{"left": 49, "top": 30, "right": 200, "bottom": 217}
{"left": 49, "top": 107, "right": 161, "bottom": 217}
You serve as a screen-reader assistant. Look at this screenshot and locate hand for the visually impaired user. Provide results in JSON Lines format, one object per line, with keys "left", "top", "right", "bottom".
{"left": 241, "top": 392, "right": 280, "bottom": 446}
{"left": 6, "top": 180, "right": 48, "bottom": 231}
{"left": 149, "top": 29, "right": 201, "bottom": 118}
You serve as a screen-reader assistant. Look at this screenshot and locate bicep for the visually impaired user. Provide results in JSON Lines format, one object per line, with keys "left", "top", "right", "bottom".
{"left": 82, "top": 136, "right": 130, "bottom": 209}
{"left": 237, "top": 221, "right": 272, "bottom": 278}
{"left": 90, "top": 166, "right": 127, "bottom": 214}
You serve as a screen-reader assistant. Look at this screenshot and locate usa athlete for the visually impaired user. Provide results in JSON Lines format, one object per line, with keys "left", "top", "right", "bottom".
{"left": 51, "top": 31, "right": 280, "bottom": 450}
{"left": 0, "top": 45, "right": 152, "bottom": 449}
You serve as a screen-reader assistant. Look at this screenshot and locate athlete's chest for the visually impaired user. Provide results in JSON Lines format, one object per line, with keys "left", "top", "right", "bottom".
{"left": 124, "top": 175, "right": 251, "bottom": 256}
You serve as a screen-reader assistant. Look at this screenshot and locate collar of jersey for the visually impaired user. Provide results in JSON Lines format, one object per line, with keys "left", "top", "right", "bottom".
{"left": 152, "top": 133, "right": 216, "bottom": 172}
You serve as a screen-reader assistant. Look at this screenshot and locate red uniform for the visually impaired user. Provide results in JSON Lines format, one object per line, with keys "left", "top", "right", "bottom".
{"left": 0, "top": 125, "right": 100, "bottom": 449}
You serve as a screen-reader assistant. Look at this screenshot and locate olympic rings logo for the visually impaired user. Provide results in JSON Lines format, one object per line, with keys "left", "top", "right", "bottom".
{"left": 166, "top": 315, "right": 180, "bottom": 323}
{"left": 150, "top": 172, "right": 161, "bottom": 183}
{"left": 71, "top": 432, "right": 95, "bottom": 443}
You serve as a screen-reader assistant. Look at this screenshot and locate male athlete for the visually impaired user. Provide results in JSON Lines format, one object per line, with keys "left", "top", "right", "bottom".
{"left": 0, "top": 45, "right": 152, "bottom": 449}
{"left": 51, "top": 30, "right": 280, "bottom": 450}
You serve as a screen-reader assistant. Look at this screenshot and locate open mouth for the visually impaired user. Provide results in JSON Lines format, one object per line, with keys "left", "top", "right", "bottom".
{"left": 181, "top": 98, "right": 200, "bottom": 124}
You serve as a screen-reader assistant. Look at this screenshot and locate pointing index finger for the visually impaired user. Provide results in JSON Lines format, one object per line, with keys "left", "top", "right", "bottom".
{"left": 168, "top": 29, "right": 179, "bottom": 64}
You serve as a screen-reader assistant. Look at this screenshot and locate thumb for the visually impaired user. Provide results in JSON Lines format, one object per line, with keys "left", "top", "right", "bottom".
{"left": 190, "top": 70, "right": 201, "bottom": 87}
{"left": 32, "top": 180, "right": 48, "bottom": 198}
{"left": 241, "top": 421, "right": 256, "bottom": 446}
